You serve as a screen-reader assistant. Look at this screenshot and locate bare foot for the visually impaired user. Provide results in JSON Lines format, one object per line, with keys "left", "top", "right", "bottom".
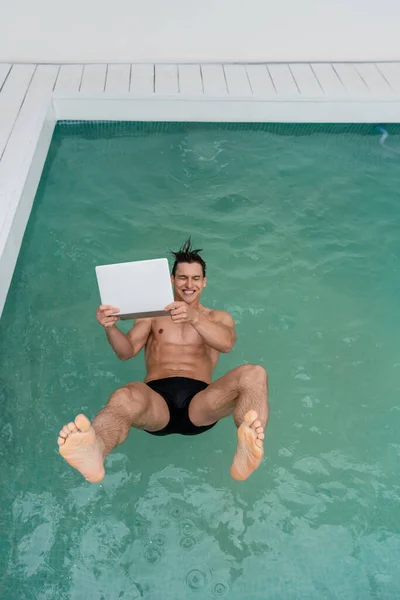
{"left": 230, "top": 410, "right": 265, "bottom": 481}
{"left": 57, "top": 414, "right": 105, "bottom": 483}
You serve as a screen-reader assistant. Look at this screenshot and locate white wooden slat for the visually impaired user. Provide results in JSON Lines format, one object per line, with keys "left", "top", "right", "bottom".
{"left": 289, "top": 63, "right": 323, "bottom": 96}
{"left": 310, "top": 63, "right": 345, "bottom": 96}
{"left": 0, "top": 64, "right": 11, "bottom": 90}
{"left": 224, "top": 64, "right": 252, "bottom": 96}
{"left": 245, "top": 65, "right": 275, "bottom": 95}
{"left": 105, "top": 64, "right": 131, "bottom": 93}
{"left": 154, "top": 65, "right": 179, "bottom": 94}
{"left": 0, "top": 65, "right": 58, "bottom": 241}
{"left": 374, "top": 63, "right": 400, "bottom": 93}
{"left": 80, "top": 64, "right": 107, "bottom": 93}
{"left": 0, "top": 64, "right": 58, "bottom": 318}
{"left": 54, "top": 65, "right": 83, "bottom": 94}
{"left": 268, "top": 64, "right": 299, "bottom": 95}
{"left": 130, "top": 64, "right": 154, "bottom": 94}
{"left": 178, "top": 65, "right": 203, "bottom": 94}
{"left": 354, "top": 63, "right": 392, "bottom": 95}
{"left": 201, "top": 64, "right": 227, "bottom": 95}
{"left": 331, "top": 63, "right": 368, "bottom": 96}
{"left": 0, "top": 64, "right": 35, "bottom": 159}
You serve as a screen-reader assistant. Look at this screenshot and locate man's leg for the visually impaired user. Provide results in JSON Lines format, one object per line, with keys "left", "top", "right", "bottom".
{"left": 57, "top": 382, "right": 170, "bottom": 482}
{"left": 188, "top": 364, "right": 269, "bottom": 480}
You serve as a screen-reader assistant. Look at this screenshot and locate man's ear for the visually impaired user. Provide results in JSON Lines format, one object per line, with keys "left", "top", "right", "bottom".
{"left": 203, "top": 277, "right": 207, "bottom": 288}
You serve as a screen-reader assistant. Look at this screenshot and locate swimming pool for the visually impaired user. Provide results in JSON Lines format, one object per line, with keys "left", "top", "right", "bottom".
{"left": 1, "top": 121, "right": 400, "bottom": 598}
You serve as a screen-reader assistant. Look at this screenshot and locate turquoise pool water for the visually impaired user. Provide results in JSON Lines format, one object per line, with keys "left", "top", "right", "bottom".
{"left": 1, "top": 122, "right": 400, "bottom": 599}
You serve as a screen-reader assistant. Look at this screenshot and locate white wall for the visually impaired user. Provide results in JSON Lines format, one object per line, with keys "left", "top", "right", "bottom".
{"left": 1, "top": 0, "right": 400, "bottom": 64}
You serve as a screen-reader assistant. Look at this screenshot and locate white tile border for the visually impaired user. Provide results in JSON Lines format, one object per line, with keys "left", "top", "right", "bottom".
{"left": 52, "top": 94, "right": 400, "bottom": 123}
{"left": 1, "top": 61, "right": 400, "bottom": 318}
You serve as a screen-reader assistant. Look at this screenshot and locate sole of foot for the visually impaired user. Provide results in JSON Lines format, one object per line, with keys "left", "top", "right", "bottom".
{"left": 230, "top": 410, "right": 264, "bottom": 481}
{"left": 58, "top": 414, "right": 105, "bottom": 483}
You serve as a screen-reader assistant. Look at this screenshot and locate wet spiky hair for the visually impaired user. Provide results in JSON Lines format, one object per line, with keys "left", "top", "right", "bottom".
{"left": 170, "top": 238, "right": 206, "bottom": 277}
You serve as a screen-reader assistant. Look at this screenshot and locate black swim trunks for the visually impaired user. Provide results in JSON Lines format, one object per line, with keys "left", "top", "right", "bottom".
{"left": 145, "top": 377, "right": 217, "bottom": 436}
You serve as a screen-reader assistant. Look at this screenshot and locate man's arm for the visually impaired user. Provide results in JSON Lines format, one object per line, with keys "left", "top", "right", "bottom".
{"left": 165, "top": 302, "right": 235, "bottom": 353}
{"left": 106, "top": 318, "right": 152, "bottom": 360}
{"left": 96, "top": 305, "right": 152, "bottom": 360}
{"left": 191, "top": 311, "right": 236, "bottom": 353}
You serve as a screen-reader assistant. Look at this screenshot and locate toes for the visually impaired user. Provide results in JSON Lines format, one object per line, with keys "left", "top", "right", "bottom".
{"left": 257, "top": 432, "right": 265, "bottom": 440}
{"left": 67, "top": 422, "right": 78, "bottom": 434}
{"left": 58, "top": 415, "right": 91, "bottom": 448}
{"left": 75, "top": 414, "right": 91, "bottom": 433}
{"left": 243, "top": 412, "right": 265, "bottom": 433}
{"left": 255, "top": 438, "right": 263, "bottom": 448}
{"left": 243, "top": 410, "right": 258, "bottom": 426}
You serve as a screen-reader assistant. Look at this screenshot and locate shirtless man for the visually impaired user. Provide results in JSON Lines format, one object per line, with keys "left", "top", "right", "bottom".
{"left": 58, "top": 239, "right": 269, "bottom": 483}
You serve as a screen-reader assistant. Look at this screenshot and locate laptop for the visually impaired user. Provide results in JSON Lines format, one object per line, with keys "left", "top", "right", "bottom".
{"left": 95, "top": 258, "right": 174, "bottom": 320}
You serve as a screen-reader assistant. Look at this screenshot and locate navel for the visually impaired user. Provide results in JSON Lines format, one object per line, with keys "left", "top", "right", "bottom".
{"left": 159, "top": 329, "right": 164, "bottom": 334}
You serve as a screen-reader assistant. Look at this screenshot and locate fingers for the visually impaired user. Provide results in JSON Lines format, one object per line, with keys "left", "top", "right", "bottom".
{"left": 170, "top": 314, "right": 189, "bottom": 324}
{"left": 98, "top": 305, "right": 119, "bottom": 314}
{"left": 170, "top": 310, "right": 187, "bottom": 323}
{"left": 103, "top": 317, "right": 120, "bottom": 328}
{"left": 165, "top": 302, "right": 189, "bottom": 324}
{"left": 96, "top": 305, "right": 120, "bottom": 328}
{"left": 99, "top": 306, "right": 119, "bottom": 315}
{"left": 165, "top": 302, "right": 184, "bottom": 312}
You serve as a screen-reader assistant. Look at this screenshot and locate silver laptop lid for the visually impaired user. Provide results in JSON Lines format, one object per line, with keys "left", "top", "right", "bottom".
{"left": 95, "top": 258, "right": 174, "bottom": 320}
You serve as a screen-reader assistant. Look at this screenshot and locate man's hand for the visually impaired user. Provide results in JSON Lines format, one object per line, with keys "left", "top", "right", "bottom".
{"left": 165, "top": 302, "right": 199, "bottom": 325}
{"left": 96, "top": 305, "right": 120, "bottom": 329}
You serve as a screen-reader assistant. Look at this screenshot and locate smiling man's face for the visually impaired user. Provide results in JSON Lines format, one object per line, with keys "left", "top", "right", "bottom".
{"left": 171, "top": 262, "right": 206, "bottom": 304}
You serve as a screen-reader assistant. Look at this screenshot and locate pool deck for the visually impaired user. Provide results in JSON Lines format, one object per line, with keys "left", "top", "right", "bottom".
{"left": 1, "top": 60, "right": 400, "bottom": 317}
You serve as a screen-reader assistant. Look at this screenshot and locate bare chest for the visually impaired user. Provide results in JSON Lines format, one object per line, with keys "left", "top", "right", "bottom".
{"left": 151, "top": 317, "right": 203, "bottom": 346}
